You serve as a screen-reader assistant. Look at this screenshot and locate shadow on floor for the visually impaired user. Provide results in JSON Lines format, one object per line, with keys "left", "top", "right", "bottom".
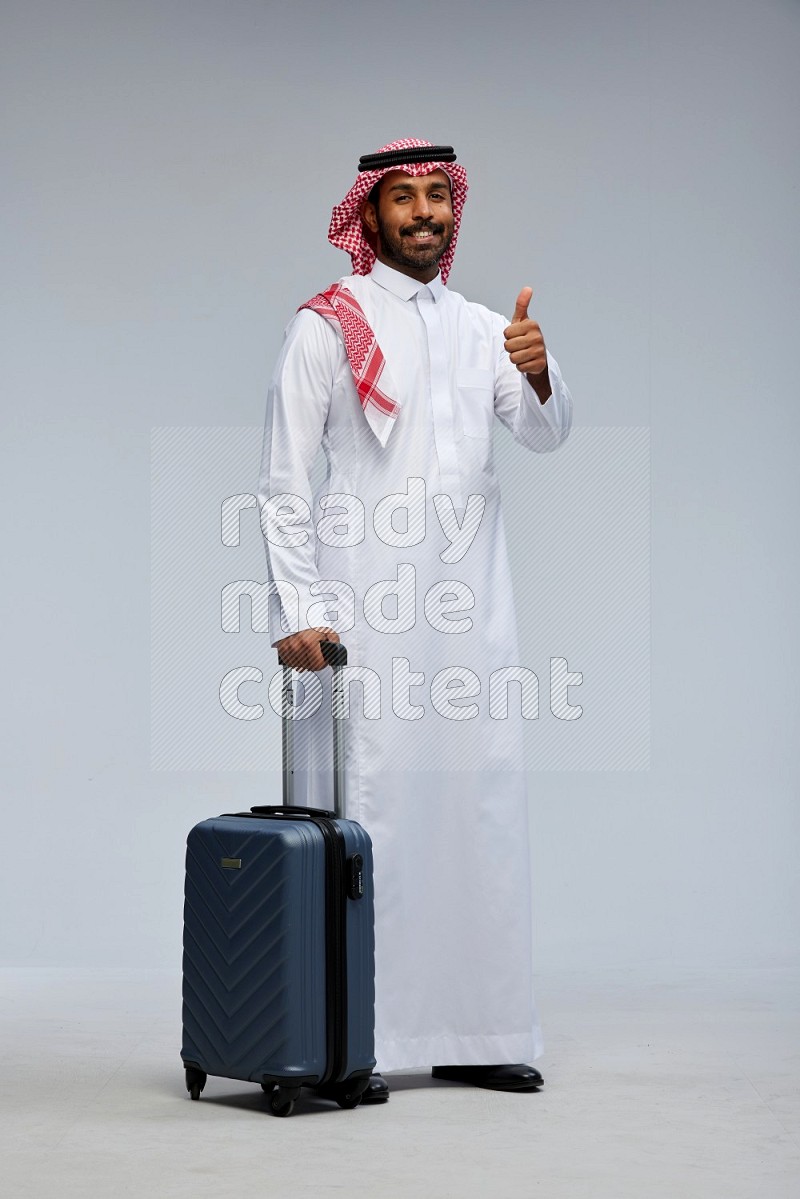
{"left": 170, "top": 1070, "right": 442, "bottom": 1117}
{"left": 379, "top": 1071, "right": 439, "bottom": 1091}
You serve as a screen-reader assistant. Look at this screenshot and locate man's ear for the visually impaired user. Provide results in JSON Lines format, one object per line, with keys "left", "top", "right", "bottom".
{"left": 361, "top": 198, "right": 379, "bottom": 235}
{"left": 361, "top": 199, "right": 379, "bottom": 252}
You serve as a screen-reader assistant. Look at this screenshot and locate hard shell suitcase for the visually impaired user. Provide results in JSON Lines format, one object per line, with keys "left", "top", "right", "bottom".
{"left": 181, "top": 642, "right": 376, "bottom": 1116}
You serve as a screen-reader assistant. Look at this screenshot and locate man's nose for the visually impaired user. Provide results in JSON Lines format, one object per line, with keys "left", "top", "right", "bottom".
{"left": 411, "top": 193, "right": 433, "bottom": 220}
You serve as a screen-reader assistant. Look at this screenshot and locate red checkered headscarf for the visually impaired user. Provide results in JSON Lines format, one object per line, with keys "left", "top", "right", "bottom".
{"left": 328, "top": 137, "right": 468, "bottom": 284}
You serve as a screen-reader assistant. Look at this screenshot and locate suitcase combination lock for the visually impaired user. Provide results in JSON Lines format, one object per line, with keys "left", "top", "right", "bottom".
{"left": 346, "top": 853, "right": 364, "bottom": 900}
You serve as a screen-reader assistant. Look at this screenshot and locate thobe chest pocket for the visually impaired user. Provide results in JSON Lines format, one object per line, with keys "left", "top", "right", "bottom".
{"left": 456, "top": 367, "right": 495, "bottom": 439}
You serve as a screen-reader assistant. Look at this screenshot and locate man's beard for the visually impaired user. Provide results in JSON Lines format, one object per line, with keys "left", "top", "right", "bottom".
{"left": 376, "top": 213, "right": 453, "bottom": 273}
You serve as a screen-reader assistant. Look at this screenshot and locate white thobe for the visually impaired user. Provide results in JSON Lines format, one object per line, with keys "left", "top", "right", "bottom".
{"left": 257, "top": 259, "right": 573, "bottom": 1071}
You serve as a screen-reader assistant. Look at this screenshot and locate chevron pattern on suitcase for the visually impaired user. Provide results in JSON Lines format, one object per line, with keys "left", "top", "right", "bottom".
{"left": 181, "top": 819, "right": 327, "bottom": 1082}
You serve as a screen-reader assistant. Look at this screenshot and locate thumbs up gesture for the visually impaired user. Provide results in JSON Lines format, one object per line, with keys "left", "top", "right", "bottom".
{"left": 504, "top": 286, "right": 549, "bottom": 384}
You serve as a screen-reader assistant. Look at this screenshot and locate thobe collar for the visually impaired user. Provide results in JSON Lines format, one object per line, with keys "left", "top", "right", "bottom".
{"left": 370, "top": 259, "right": 446, "bottom": 304}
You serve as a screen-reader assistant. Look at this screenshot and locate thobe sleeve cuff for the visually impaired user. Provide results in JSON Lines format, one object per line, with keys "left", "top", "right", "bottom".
{"left": 268, "top": 579, "right": 342, "bottom": 648}
{"left": 515, "top": 350, "right": 574, "bottom": 452}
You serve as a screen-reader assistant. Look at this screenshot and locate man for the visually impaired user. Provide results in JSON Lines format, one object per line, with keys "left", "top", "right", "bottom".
{"left": 257, "top": 138, "right": 573, "bottom": 1101}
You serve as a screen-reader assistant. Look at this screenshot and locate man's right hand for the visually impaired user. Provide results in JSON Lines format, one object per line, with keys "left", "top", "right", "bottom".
{"left": 276, "top": 627, "right": 340, "bottom": 672}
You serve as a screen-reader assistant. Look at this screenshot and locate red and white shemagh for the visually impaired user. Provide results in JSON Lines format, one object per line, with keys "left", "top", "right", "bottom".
{"left": 297, "top": 138, "right": 469, "bottom": 447}
{"left": 299, "top": 283, "right": 398, "bottom": 447}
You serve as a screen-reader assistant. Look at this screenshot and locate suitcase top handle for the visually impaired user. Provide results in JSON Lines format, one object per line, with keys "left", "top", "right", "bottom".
{"left": 250, "top": 805, "right": 336, "bottom": 819}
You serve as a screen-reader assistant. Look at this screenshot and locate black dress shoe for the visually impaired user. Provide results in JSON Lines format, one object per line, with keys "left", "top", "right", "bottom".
{"left": 431, "top": 1063, "right": 544, "bottom": 1092}
{"left": 359, "top": 1072, "right": 390, "bottom": 1103}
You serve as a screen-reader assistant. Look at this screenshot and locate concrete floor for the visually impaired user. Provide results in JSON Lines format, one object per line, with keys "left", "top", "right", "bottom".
{"left": 1, "top": 965, "right": 798, "bottom": 1198}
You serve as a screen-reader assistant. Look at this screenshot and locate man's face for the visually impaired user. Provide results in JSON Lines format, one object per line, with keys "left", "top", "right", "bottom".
{"left": 361, "top": 169, "right": 454, "bottom": 282}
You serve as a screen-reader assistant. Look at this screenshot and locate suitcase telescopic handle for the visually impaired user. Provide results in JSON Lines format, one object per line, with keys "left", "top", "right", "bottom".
{"left": 320, "top": 640, "right": 347, "bottom": 668}
{"left": 276, "top": 640, "right": 348, "bottom": 818}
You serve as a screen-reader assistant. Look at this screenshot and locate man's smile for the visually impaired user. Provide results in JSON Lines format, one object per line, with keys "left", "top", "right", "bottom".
{"left": 402, "top": 224, "right": 443, "bottom": 244}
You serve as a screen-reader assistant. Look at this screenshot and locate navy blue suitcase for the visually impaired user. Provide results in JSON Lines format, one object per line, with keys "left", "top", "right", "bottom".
{"left": 181, "top": 642, "right": 376, "bottom": 1116}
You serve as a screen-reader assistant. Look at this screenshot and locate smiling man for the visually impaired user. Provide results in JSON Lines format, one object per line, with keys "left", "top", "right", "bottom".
{"left": 363, "top": 169, "right": 455, "bottom": 278}
{"left": 257, "top": 138, "right": 573, "bottom": 1102}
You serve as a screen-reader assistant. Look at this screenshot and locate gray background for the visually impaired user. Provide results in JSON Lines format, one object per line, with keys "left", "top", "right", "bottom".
{"left": 2, "top": 0, "right": 797, "bottom": 976}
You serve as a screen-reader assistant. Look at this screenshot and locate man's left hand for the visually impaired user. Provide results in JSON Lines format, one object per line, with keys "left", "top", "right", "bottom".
{"left": 504, "top": 286, "right": 552, "bottom": 404}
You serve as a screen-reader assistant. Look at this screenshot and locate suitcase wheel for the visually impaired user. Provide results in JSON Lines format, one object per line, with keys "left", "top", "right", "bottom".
{"left": 270, "top": 1085, "right": 301, "bottom": 1117}
{"left": 185, "top": 1066, "right": 207, "bottom": 1101}
{"left": 336, "top": 1076, "right": 369, "bottom": 1109}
